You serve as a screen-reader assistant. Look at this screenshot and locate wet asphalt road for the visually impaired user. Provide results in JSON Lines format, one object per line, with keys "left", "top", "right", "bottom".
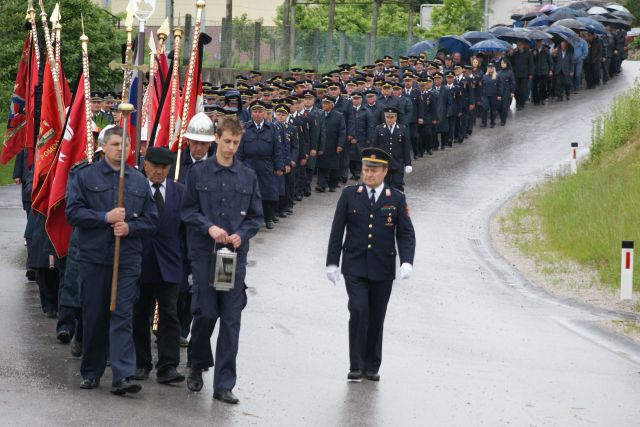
{"left": 2, "top": 66, "right": 640, "bottom": 426}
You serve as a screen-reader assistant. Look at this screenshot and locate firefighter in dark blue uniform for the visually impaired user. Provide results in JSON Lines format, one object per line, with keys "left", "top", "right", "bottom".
{"left": 66, "top": 126, "right": 158, "bottom": 395}
{"left": 371, "top": 107, "right": 412, "bottom": 191}
{"left": 326, "top": 147, "right": 416, "bottom": 381}
{"left": 182, "top": 116, "right": 263, "bottom": 405}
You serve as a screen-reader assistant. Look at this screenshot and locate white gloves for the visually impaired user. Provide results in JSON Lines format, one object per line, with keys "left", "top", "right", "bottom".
{"left": 399, "top": 263, "right": 413, "bottom": 280}
{"left": 404, "top": 165, "right": 413, "bottom": 174}
{"left": 326, "top": 265, "right": 340, "bottom": 285}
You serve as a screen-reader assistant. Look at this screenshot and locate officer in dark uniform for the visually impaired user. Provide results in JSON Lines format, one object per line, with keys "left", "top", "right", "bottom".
{"left": 417, "top": 76, "right": 437, "bottom": 155}
{"left": 347, "top": 92, "right": 374, "bottom": 181}
{"left": 182, "top": 116, "right": 263, "bottom": 405}
{"left": 315, "top": 95, "right": 346, "bottom": 193}
{"left": 326, "top": 147, "right": 416, "bottom": 382}
{"left": 371, "top": 107, "right": 412, "bottom": 191}
{"left": 66, "top": 126, "right": 158, "bottom": 395}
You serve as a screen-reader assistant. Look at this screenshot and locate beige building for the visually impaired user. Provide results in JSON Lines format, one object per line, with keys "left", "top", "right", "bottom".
{"left": 96, "top": 0, "right": 281, "bottom": 26}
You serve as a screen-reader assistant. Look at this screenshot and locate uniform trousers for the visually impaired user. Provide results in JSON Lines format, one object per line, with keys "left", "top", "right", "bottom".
{"left": 190, "top": 256, "right": 248, "bottom": 392}
{"left": 36, "top": 267, "right": 59, "bottom": 314}
{"left": 344, "top": 275, "right": 393, "bottom": 373}
{"left": 79, "top": 262, "right": 139, "bottom": 383}
{"left": 133, "top": 281, "right": 180, "bottom": 372}
{"left": 409, "top": 122, "right": 420, "bottom": 157}
{"left": 419, "top": 123, "right": 434, "bottom": 153}
{"left": 384, "top": 169, "right": 405, "bottom": 192}
{"left": 532, "top": 75, "right": 549, "bottom": 103}
{"left": 317, "top": 168, "right": 339, "bottom": 190}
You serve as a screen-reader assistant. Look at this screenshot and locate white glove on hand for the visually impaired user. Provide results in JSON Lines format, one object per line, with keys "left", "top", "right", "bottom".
{"left": 399, "top": 263, "right": 413, "bottom": 280}
{"left": 404, "top": 165, "right": 413, "bottom": 174}
{"left": 326, "top": 265, "right": 340, "bottom": 285}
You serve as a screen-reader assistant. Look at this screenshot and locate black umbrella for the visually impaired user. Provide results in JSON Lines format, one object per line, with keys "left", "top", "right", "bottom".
{"left": 612, "top": 10, "right": 635, "bottom": 22}
{"left": 497, "top": 30, "right": 532, "bottom": 44}
{"left": 548, "top": 11, "right": 577, "bottom": 21}
{"left": 592, "top": 15, "right": 632, "bottom": 30}
{"left": 554, "top": 18, "right": 588, "bottom": 31}
{"left": 525, "top": 29, "right": 552, "bottom": 40}
{"left": 489, "top": 26, "right": 514, "bottom": 36}
{"left": 521, "top": 12, "right": 542, "bottom": 21}
{"left": 567, "top": 1, "right": 598, "bottom": 10}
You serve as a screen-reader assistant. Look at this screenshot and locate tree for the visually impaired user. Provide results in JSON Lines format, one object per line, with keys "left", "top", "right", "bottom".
{"left": 0, "top": 0, "right": 125, "bottom": 110}
{"left": 232, "top": 14, "right": 263, "bottom": 61}
{"left": 624, "top": 0, "right": 640, "bottom": 26}
{"left": 427, "top": 0, "right": 484, "bottom": 38}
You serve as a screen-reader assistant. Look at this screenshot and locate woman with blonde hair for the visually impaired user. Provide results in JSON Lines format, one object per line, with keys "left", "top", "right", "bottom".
{"left": 480, "top": 63, "right": 499, "bottom": 128}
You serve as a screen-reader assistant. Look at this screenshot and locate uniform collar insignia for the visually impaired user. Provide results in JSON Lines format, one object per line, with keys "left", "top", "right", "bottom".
{"left": 385, "top": 188, "right": 391, "bottom": 197}
{"left": 357, "top": 185, "right": 363, "bottom": 193}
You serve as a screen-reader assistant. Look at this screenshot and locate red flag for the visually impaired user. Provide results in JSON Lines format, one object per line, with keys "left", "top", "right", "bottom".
{"left": 25, "top": 29, "right": 40, "bottom": 169}
{"left": 151, "top": 53, "right": 180, "bottom": 148}
{"left": 45, "top": 73, "right": 88, "bottom": 258}
{"left": 31, "top": 58, "right": 64, "bottom": 214}
{"left": 172, "top": 37, "right": 204, "bottom": 153}
{"left": 148, "top": 52, "right": 168, "bottom": 145}
{"left": 1, "top": 33, "right": 34, "bottom": 164}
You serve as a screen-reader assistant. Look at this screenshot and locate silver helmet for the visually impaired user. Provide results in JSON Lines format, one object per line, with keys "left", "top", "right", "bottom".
{"left": 184, "top": 112, "right": 215, "bottom": 142}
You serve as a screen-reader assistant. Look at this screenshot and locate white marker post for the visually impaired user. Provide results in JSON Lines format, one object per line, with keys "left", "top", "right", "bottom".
{"left": 620, "top": 241, "right": 634, "bottom": 301}
{"left": 570, "top": 142, "right": 578, "bottom": 174}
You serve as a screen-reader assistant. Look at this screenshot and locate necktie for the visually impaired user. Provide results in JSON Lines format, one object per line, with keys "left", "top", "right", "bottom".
{"left": 152, "top": 183, "right": 164, "bottom": 216}
{"left": 369, "top": 189, "right": 376, "bottom": 207}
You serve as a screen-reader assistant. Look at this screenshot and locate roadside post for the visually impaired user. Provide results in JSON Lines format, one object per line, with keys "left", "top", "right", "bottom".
{"left": 570, "top": 142, "right": 578, "bottom": 174}
{"left": 620, "top": 241, "right": 634, "bottom": 301}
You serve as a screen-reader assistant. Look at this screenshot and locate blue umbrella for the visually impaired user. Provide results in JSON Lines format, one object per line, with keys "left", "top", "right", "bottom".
{"left": 528, "top": 15, "right": 551, "bottom": 26}
{"left": 438, "top": 35, "right": 472, "bottom": 56}
{"left": 470, "top": 39, "right": 509, "bottom": 52}
{"left": 407, "top": 40, "right": 437, "bottom": 56}
{"left": 462, "top": 31, "right": 496, "bottom": 44}
{"left": 546, "top": 25, "right": 580, "bottom": 46}
{"left": 489, "top": 26, "right": 513, "bottom": 36}
{"left": 576, "top": 16, "right": 607, "bottom": 34}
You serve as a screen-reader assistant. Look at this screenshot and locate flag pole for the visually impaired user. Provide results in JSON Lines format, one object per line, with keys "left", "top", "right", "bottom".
{"left": 80, "top": 15, "right": 94, "bottom": 163}
{"left": 27, "top": 1, "right": 40, "bottom": 71}
{"left": 173, "top": 0, "right": 206, "bottom": 182}
{"left": 121, "top": 9, "right": 134, "bottom": 104}
{"left": 168, "top": 25, "right": 184, "bottom": 160}
{"left": 38, "top": 0, "right": 65, "bottom": 127}
{"left": 134, "top": 18, "right": 146, "bottom": 166}
{"left": 110, "top": 103, "right": 135, "bottom": 313}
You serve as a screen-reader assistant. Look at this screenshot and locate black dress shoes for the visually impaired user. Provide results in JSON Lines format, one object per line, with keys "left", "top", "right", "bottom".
{"left": 364, "top": 371, "right": 380, "bottom": 381}
{"left": 329, "top": 187, "right": 336, "bottom": 192}
{"left": 110, "top": 379, "right": 142, "bottom": 395}
{"left": 132, "top": 367, "right": 150, "bottom": 381}
{"left": 70, "top": 335, "right": 82, "bottom": 357}
{"left": 304, "top": 191, "right": 311, "bottom": 197}
{"left": 26, "top": 269, "right": 36, "bottom": 282}
{"left": 80, "top": 378, "right": 100, "bottom": 389}
{"left": 265, "top": 220, "right": 274, "bottom": 229}
{"left": 44, "top": 310, "right": 57, "bottom": 319}
{"left": 187, "top": 368, "right": 204, "bottom": 392}
{"left": 347, "top": 370, "right": 364, "bottom": 381}
{"left": 213, "top": 389, "right": 239, "bottom": 404}
{"left": 315, "top": 187, "right": 325, "bottom": 193}
{"left": 157, "top": 367, "right": 185, "bottom": 384}
{"left": 56, "top": 330, "right": 71, "bottom": 344}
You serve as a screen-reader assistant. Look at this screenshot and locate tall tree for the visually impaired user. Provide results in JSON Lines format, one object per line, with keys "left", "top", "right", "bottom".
{"left": 427, "top": 0, "right": 484, "bottom": 38}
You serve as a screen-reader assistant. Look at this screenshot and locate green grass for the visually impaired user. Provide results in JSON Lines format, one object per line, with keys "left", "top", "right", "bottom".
{"left": 505, "top": 80, "right": 640, "bottom": 291}
{"left": 0, "top": 157, "right": 16, "bottom": 185}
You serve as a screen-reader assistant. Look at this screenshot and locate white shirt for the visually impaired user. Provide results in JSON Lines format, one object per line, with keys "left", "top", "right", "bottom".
{"left": 191, "top": 152, "right": 208, "bottom": 164}
{"left": 149, "top": 178, "right": 167, "bottom": 200}
{"left": 254, "top": 120, "right": 265, "bottom": 130}
{"left": 387, "top": 124, "right": 396, "bottom": 134}
{"left": 365, "top": 182, "right": 385, "bottom": 203}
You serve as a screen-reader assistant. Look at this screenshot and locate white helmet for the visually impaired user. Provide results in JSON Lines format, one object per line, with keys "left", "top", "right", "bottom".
{"left": 184, "top": 112, "right": 215, "bottom": 142}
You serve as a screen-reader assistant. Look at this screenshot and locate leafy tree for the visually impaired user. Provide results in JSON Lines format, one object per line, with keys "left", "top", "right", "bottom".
{"left": 0, "top": 0, "right": 125, "bottom": 110}
{"left": 624, "top": 0, "right": 640, "bottom": 26}
{"left": 232, "top": 14, "right": 264, "bottom": 62}
{"left": 427, "top": 0, "right": 484, "bottom": 38}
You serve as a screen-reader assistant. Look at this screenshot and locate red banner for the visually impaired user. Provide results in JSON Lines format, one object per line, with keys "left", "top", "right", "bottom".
{"left": 1, "top": 33, "right": 34, "bottom": 165}
{"left": 45, "top": 73, "right": 89, "bottom": 258}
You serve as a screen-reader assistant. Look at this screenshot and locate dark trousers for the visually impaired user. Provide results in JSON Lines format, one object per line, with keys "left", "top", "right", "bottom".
{"left": 317, "top": 168, "right": 339, "bottom": 190}
{"left": 57, "top": 305, "right": 83, "bottom": 340}
{"left": 498, "top": 95, "right": 512, "bottom": 124}
{"left": 133, "top": 281, "right": 180, "bottom": 372}
{"left": 419, "top": 123, "right": 434, "bottom": 153}
{"left": 79, "top": 262, "right": 139, "bottom": 383}
{"left": 36, "top": 267, "right": 59, "bottom": 314}
{"left": 446, "top": 116, "right": 456, "bottom": 144}
{"left": 436, "top": 132, "right": 448, "bottom": 149}
{"left": 349, "top": 160, "right": 362, "bottom": 179}
{"left": 532, "top": 75, "right": 549, "bottom": 103}
{"left": 515, "top": 77, "right": 529, "bottom": 107}
{"left": 344, "top": 275, "right": 393, "bottom": 373}
{"left": 190, "top": 257, "right": 247, "bottom": 392}
{"left": 294, "top": 166, "right": 306, "bottom": 197}
{"left": 384, "top": 169, "right": 404, "bottom": 192}
{"left": 285, "top": 171, "right": 295, "bottom": 208}
{"left": 409, "top": 122, "right": 419, "bottom": 156}
{"left": 178, "top": 261, "right": 192, "bottom": 338}
{"left": 481, "top": 96, "right": 497, "bottom": 125}
{"left": 305, "top": 167, "right": 315, "bottom": 193}
{"left": 455, "top": 111, "right": 468, "bottom": 142}
{"left": 262, "top": 200, "right": 277, "bottom": 222}
{"left": 554, "top": 73, "right": 571, "bottom": 99}
{"left": 602, "top": 59, "right": 610, "bottom": 83}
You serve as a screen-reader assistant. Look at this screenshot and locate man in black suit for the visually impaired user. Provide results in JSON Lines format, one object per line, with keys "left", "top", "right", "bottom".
{"left": 326, "top": 147, "right": 416, "bottom": 382}
{"left": 552, "top": 41, "right": 574, "bottom": 102}
{"left": 509, "top": 41, "right": 534, "bottom": 110}
{"left": 315, "top": 96, "right": 346, "bottom": 193}
{"left": 132, "top": 147, "right": 186, "bottom": 385}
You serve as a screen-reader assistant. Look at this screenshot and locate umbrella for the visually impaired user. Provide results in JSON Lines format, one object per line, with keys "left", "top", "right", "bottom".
{"left": 606, "top": 4, "right": 630, "bottom": 13}
{"left": 576, "top": 16, "right": 607, "bottom": 34}
{"left": 521, "top": 12, "right": 542, "bottom": 21}
{"left": 612, "top": 10, "right": 635, "bottom": 22}
{"left": 525, "top": 29, "right": 552, "bottom": 40}
{"left": 497, "top": 30, "right": 532, "bottom": 44}
{"left": 539, "top": 4, "right": 556, "bottom": 13}
{"left": 588, "top": 6, "right": 609, "bottom": 15}
{"left": 567, "top": 1, "right": 598, "bottom": 10}
{"left": 592, "top": 14, "right": 632, "bottom": 30}
{"left": 470, "top": 39, "right": 509, "bottom": 52}
{"left": 553, "top": 18, "right": 588, "bottom": 31}
{"left": 489, "top": 26, "right": 514, "bottom": 36}
{"left": 528, "top": 15, "right": 551, "bottom": 27}
{"left": 546, "top": 26, "right": 579, "bottom": 46}
{"left": 548, "top": 11, "right": 577, "bottom": 21}
{"left": 407, "top": 40, "right": 437, "bottom": 56}
{"left": 438, "top": 35, "right": 472, "bottom": 56}
{"left": 510, "top": 13, "right": 524, "bottom": 21}
{"left": 462, "top": 31, "right": 496, "bottom": 44}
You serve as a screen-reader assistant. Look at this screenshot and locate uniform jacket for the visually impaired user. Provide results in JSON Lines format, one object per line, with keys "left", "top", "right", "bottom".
{"left": 140, "top": 179, "right": 185, "bottom": 284}
{"left": 169, "top": 146, "right": 216, "bottom": 184}
{"left": 326, "top": 184, "right": 416, "bottom": 281}
{"left": 181, "top": 156, "right": 263, "bottom": 259}
{"left": 348, "top": 106, "right": 374, "bottom": 160}
{"left": 316, "top": 109, "right": 346, "bottom": 170}
{"left": 431, "top": 85, "right": 453, "bottom": 133}
{"left": 372, "top": 123, "right": 411, "bottom": 171}
{"left": 418, "top": 90, "right": 437, "bottom": 123}
{"left": 497, "top": 69, "right": 516, "bottom": 97}
{"left": 65, "top": 159, "right": 158, "bottom": 266}
{"left": 481, "top": 74, "right": 499, "bottom": 97}
{"left": 333, "top": 97, "right": 355, "bottom": 139}
{"left": 238, "top": 120, "right": 284, "bottom": 201}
